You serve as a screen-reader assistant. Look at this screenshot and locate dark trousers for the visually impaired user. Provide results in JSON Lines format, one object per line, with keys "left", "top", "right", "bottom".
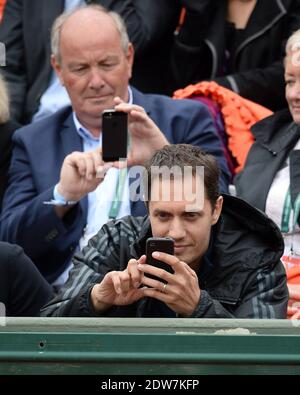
{"left": 0, "top": 242, "right": 53, "bottom": 316}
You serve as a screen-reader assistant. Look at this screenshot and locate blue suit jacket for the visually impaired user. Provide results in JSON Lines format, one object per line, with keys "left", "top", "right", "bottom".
{"left": 0, "top": 87, "right": 230, "bottom": 282}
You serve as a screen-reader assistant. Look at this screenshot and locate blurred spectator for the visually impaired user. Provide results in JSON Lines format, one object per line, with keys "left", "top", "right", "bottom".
{"left": 0, "top": 75, "right": 20, "bottom": 208}
{"left": 171, "top": 0, "right": 300, "bottom": 111}
{"left": 235, "top": 29, "right": 300, "bottom": 319}
{"left": 0, "top": 241, "right": 53, "bottom": 316}
{"left": 0, "top": 0, "right": 180, "bottom": 124}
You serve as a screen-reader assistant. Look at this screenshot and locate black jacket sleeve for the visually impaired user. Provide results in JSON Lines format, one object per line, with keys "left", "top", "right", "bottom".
{"left": 192, "top": 260, "right": 288, "bottom": 319}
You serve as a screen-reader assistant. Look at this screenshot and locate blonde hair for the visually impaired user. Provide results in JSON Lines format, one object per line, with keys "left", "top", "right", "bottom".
{"left": 0, "top": 74, "right": 10, "bottom": 123}
{"left": 286, "top": 29, "right": 300, "bottom": 55}
{"left": 51, "top": 4, "right": 130, "bottom": 65}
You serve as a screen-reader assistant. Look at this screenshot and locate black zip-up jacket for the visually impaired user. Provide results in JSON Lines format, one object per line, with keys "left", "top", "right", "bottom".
{"left": 235, "top": 109, "right": 300, "bottom": 216}
{"left": 41, "top": 194, "right": 288, "bottom": 318}
{"left": 171, "top": 0, "right": 300, "bottom": 111}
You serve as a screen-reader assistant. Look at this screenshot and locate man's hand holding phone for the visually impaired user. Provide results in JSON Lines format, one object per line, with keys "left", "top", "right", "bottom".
{"left": 90, "top": 257, "right": 146, "bottom": 313}
{"left": 112, "top": 97, "right": 169, "bottom": 167}
{"left": 138, "top": 237, "right": 201, "bottom": 317}
{"left": 90, "top": 239, "right": 201, "bottom": 317}
{"left": 54, "top": 148, "right": 113, "bottom": 218}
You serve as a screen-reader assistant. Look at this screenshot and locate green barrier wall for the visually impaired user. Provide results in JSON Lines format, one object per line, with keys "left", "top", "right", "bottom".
{"left": 0, "top": 318, "right": 299, "bottom": 375}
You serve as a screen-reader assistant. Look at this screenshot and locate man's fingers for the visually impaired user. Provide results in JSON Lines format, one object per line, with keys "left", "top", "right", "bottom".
{"left": 150, "top": 251, "right": 179, "bottom": 268}
{"left": 111, "top": 271, "right": 131, "bottom": 294}
{"left": 85, "top": 156, "right": 97, "bottom": 180}
{"left": 75, "top": 157, "right": 88, "bottom": 177}
{"left": 68, "top": 149, "right": 109, "bottom": 180}
{"left": 91, "top": 147, "right": 104, "bottom": 169}
{"left": 96, "top": 163, "right": 113, "bottom": 179}
{"left": 114, "top": 102, "right": 145, "bottom": 114}
{"left": 118, "top": 271, "right": 131, "bottom": 294}
{"left": 113, "top": 96, "right": 123, "bottom": 105}
{"left": 127, "top": 258, "right": 145, "bottom": 288}
{"left": 110, "top": 271, "right": 122, "bottom": 294}
{"left": 137, "top": 262, "right": 173, "bottom": 284}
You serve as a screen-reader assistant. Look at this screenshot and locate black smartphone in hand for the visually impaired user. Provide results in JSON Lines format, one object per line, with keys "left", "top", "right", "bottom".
{"left": 102, "top": 109, "right": 128, "bottom": 162}
{"left": 146, "top": 237, "right": 174, "bottom": 282}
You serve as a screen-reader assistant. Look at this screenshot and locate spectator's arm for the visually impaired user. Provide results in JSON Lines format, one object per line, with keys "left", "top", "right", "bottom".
{"left": 40, "top": 224, "right": 124, "bottom": 317}
{"left": 0, "top": 132, "right": 85, "bottom": 275}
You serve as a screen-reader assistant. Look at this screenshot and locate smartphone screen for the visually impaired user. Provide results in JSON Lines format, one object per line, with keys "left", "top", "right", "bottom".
{"left": 146, "top": 237, "right": 174, "bottom": 282}
{"left": 102, "top": 109, "right": 128, "bottom": 162}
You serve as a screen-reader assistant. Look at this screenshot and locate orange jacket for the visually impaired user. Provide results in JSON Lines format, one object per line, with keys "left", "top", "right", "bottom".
{"left": 173, "top": 81, "right": 273, "bottom": 173}
{"left": 0, "top": 0, "right": 6, "bottom": 21}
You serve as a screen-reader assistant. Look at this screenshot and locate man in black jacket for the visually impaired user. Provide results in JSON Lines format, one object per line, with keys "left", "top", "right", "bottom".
{"left": 41, "top": 144, "right": 288, "bottom": 318}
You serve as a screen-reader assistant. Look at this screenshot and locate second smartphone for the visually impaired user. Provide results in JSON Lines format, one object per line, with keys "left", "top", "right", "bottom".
{"left": 102, "top": 109, "right": 128, "bottom": 162}
{"left": 146, "top": 237, "right": 174, "bottom": 283}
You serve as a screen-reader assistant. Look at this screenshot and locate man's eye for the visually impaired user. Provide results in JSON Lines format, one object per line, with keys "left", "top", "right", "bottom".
{"left": 73, "top": 68, "right": 86, "bottom": 73}
{"left": 158, "top": 213, "right": 169, "bottom": 220}
{"left": 185, "top": 213, "right": 198, "bottom": 220}
{"left": 102, "top": 63, "right": 116, "bottom": 69}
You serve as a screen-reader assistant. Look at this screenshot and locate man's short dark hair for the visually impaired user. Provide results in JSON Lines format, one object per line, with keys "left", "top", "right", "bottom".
{"left": 145, "top": 144, "right": 220, "bottom": 208}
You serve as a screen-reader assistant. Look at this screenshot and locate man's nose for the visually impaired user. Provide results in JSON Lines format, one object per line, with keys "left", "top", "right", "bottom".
{"left": 167, "top": 219, "right": 186, "bottom": 240}
{"left": 89, "top": 69, "right": 105, "bottom": 89}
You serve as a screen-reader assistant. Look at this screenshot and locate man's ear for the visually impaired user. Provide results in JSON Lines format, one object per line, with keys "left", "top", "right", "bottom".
{"left": 212, "top": 195, "right": 223, "bottom": 225}
{"left": 51, "top": 54, "right": 64, "bottom": 86}
{"left": 126, "top": 43, "right": 134, "bottom": 80}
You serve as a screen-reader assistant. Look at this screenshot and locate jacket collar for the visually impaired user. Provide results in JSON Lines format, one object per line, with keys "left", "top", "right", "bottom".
{"left": 206, "top": 0, "right": 288, "bottom": 76}
{"left": 235, "top": 0, "right": 287, "bottom": 56}
{"left": 60, "top": 107, "right": 82, "bottom": 154}
{"left": 251, "top": 109, "right": 300, "bottom": 154}
{"left": 131, "top": 86, "right": 151, "bottom": 116}
{"left": 290, "top": 150, "right": 300, "bottom": 208}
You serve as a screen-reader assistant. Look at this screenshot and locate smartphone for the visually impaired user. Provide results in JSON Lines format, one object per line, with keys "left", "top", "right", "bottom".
{"left": 102, "top": 109, "right": 128, "bottom": 162}
{"left": 146, "top": 237, "right": 174, "bottom": 282}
